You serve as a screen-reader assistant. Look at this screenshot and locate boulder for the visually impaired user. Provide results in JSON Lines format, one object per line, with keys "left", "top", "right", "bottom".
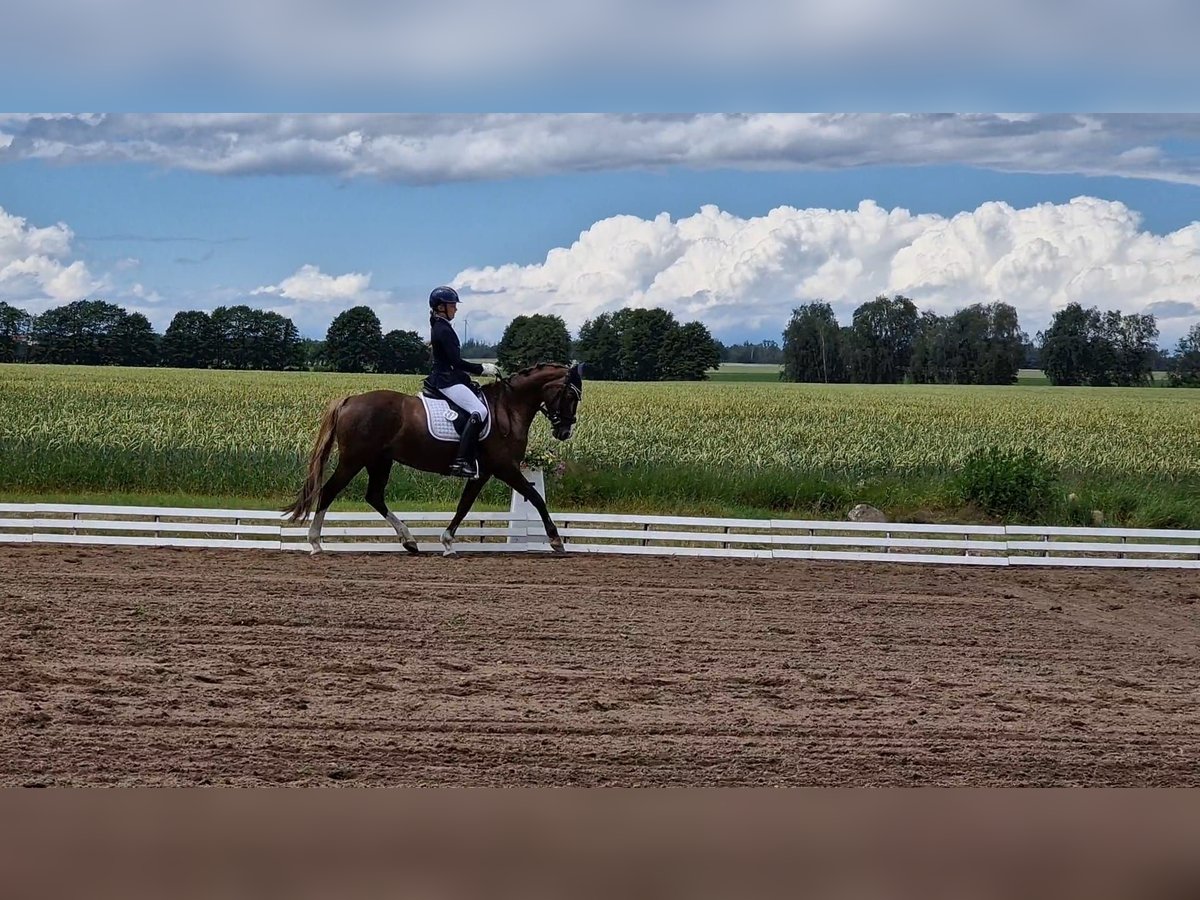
{"left": 848, "top": 503, "right": 888, "bottom": 523}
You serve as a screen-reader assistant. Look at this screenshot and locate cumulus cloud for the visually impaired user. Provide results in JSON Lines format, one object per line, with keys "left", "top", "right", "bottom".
{"left": 252, "top": 263, "right": 374, "bottom": 304}
{"left": 249, "top": 263, "right": 391, "bottom": 333}
{"left": 5, "top": 113, "right": 1200, "bottom": 186}
{"left": 0, "top": 205, "right": 100, "bottom": 309}
{"left": 453, "top": 197, "right": 1200, "bottom": 340}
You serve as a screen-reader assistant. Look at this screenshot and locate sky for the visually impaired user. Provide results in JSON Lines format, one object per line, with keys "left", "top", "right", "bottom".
{"left": 2, "top": 4, "right": 1200, "bottom": 348}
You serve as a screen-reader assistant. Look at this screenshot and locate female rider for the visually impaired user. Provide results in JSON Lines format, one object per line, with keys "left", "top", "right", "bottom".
{"left": 424, "top": 285, "right": 499, "bottom": 478}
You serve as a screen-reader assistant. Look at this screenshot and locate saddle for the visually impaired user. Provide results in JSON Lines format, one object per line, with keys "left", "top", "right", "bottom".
{"left": 419, "top": 385, "right": 493, "bottom": 443}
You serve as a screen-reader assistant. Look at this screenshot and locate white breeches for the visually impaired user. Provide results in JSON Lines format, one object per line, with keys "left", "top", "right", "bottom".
{"left": 438, "top": 383, "right": 488, "bottom": 421}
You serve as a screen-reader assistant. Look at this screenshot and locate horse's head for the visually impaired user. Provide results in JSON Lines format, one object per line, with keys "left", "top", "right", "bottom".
{"left": 502, "top": 362, "right": 585, "bottom": 441}
{"left": 543, "top": 362, "right": 584, "bottom": 441}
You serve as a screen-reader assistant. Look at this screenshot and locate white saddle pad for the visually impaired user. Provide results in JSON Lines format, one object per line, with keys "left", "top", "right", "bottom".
{"left": 419, "top": 393, "right": 493, "bottom": 442}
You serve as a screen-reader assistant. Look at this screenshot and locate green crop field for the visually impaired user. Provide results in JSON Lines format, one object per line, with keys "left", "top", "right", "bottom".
{"left": 2, "top": 363, "right": 1198, "bottom": 526}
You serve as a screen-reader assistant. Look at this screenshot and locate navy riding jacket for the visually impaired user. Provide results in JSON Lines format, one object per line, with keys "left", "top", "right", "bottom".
{"left": 424, "top": 314, "right": 483, "bottom": 391}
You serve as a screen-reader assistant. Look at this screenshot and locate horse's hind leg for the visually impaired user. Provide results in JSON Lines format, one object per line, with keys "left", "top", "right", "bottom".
{"left": 309, "top": 460, "right": 361, "bottom": 555}
{"left": 365, "top": 457, "right": 419, "bottom": 555}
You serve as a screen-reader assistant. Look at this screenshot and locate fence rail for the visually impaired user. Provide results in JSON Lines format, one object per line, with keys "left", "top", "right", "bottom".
{"left": 2, "top": 502, "right": 1199, "bottom": 568}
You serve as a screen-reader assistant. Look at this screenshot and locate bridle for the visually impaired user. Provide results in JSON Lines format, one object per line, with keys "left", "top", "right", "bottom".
{"left": 540, "top": 382, "right": 581, "bottom": 428}
{"left": 496, "top": 368, "right": 581, "bottom": 429}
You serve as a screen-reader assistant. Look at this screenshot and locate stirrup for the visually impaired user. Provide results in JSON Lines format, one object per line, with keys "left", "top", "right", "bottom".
{"left": 448, "top": 458, "right": 478, "bottom": 478}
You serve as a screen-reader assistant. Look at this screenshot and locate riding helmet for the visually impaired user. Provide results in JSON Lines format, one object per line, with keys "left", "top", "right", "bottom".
{"left": 429, "top": 285, "right": 460, "bottom": 309}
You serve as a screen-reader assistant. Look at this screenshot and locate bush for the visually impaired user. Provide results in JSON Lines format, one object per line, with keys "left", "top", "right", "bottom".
{"left": 955, "top": 446, "right": 1058, "bottom": 520}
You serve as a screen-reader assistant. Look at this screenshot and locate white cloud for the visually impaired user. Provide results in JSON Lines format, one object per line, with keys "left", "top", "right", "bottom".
{"left": 0, "top": 205, "right": 100, "bottom": 308}
{"left": 250, "top": 263, "right": 392, "bottom": 334}
{"left": 252, "top": 263, "right": 374, "bottom": 304}
{"left": 5, "top": 113, "right": 1200, "bottom": 186}
{"left": 453, "top": 197, "right": 1200, "bottom": 340}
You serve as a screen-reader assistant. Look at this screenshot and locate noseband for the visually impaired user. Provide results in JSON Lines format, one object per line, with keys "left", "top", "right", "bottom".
{"left": 540, "top": 383, "right": 581, "bottom": 428}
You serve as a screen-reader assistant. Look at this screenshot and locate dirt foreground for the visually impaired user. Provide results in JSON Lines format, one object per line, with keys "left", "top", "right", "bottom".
{"left": 2, "top": 546, "right": 1197, "bottom": 786}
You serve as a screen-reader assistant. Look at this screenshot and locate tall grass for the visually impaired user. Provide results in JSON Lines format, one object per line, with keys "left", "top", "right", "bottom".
{"left": 2, "top": 363, "right": 1198, "bottom": 526}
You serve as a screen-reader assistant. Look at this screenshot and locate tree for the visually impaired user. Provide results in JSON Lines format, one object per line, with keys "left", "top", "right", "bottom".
{"left": 575, "top": 313, "right": 621, "bottom": 379}
{"left": 845, "top": 294, "right": 919, "bottom": 383}
{"left": 782, "top": 302, "right": 847, "bottom": 383}
{"left": 460, "top": 338, "right": 498, "bottom": 359}
{"left": 978, "top": 301, "right": 1026, "bottom": 385}
{"left": 1040, "top": 303, "right": 1100, "bottom": 386}
{"left": 1040, "top": 304, "right": 1159, "bottom": 387}
{"left": 298, "top": 338, "right": 326, "bottom": 371}
{"left": 210, "top": 305, "right": 303, "bottom": 370}
{"left": 324, "top": 306, "right": 383, "bottom": 373}
{"left": 109, "top": 312, "right": 159, "bottom": 366}
{"left": 909, "top": 310, "right": 950, "bottom": 384}
{"left": 0, "top": 301, "right": 31, "bottom": 362}
{"left": 496, "top": 314, "right": 571, "bottom": 372}
{"left": 912, "top": 302, "right": 1026, "bottom": 385}
{"left": 721, "top": 339, "right": 784, "bottom": 364}
{"left": 379, "top": 329, "right": 429, "bottom": 374}
{"left": 30, "top": 299, "right": 132, "bottom": 365}
{"left": 210, "top": 305, "right": 258, "bottom": 369}
{"left": 161, "top": 311, "right": 219, "bottom": 368}
{"left": 1167, "top": 324, "right": 1200, "bottom": 387}
{"left": 659, "top": 320, "right": 721, "bottom": 380}
{"left": 1112, "top": 312, "right": 1159, "bottom": 386}
{"left": 614, "top": 307, "right": 677, "bottom": 381}
{"left": 259, "top": 311, "right": 304, "bottom": 370}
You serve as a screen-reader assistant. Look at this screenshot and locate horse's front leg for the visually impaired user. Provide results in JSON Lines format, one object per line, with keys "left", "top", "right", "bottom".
{"left": 441, "top": 473, "right": 491, "bottom": 557}
{"left": 495, "top": 465, "right": 564, "bottom": 553}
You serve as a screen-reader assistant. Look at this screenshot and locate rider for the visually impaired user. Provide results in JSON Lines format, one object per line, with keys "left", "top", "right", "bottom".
{"left": 424, "top": 285, "right": 500, "bottom": 478}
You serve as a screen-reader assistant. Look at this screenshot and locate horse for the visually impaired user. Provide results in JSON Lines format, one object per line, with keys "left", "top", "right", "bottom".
{"left": 284, "top": 362, "right": 584, "bottom": 557}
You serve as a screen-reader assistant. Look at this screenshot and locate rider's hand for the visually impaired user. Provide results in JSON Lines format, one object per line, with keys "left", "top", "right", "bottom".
{"left": 481, "top": 362, "right": 501, "bottom": 377}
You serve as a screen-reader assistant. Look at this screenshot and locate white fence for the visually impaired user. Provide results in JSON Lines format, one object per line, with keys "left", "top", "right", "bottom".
{"left": 3, "top": 502, "right": 1200, "bottom": 568}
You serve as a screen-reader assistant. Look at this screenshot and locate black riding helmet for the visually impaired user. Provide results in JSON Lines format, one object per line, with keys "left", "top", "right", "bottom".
{"left": 429, "top": 285, "right": 460, "bottom": 310}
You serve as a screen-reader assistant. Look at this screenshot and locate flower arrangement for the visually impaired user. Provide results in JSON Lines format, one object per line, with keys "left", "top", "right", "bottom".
{"left": 521, "top": 445, "right": 567, "bottom": 476}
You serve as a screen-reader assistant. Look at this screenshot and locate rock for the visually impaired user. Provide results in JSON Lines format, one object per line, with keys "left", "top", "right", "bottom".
{"left": 1067, "top": 492, "right": 1079, "bottom": 503}
{"left": 848, "top": 503, "right": 888, "bottom": 523}
{"left": 1091, "top": 509, "right": 1105, "bottom": 526}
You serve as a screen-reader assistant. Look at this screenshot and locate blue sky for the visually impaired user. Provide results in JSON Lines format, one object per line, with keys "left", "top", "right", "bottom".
{"left": 4, "top": 114, "right": 1200, "bottom": 347}
{"left": 2, "top": 5, "right": 1200, "bottom": 347}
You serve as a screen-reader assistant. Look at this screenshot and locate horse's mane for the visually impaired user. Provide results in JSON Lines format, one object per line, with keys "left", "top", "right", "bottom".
{"left": 513, "top": 362, "right": 568, "bottom": 377}
{"left": 503, "top": 362, "right": 570, "bottom": 386}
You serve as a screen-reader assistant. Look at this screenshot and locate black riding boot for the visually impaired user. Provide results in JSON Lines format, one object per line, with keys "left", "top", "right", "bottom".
{"left": 449, "top": 413, "right": 483, "bottom": 478}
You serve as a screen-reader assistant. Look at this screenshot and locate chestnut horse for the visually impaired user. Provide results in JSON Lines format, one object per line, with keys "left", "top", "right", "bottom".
{"left": 284, "top": 362, "right": 583, "bottom": 556}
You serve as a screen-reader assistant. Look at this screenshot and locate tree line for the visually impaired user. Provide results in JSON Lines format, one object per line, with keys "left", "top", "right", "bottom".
{"left": 781, "top": 295, "right": 1200, "bottom": 387}
{"left": 0, "top": 299, "right": 724, "bottom": 382}
{"left": 3, "top": 295, "right": 1198, "bottom": 386}
{"left": 0, "top": 300, "right": 430, "bottom": 374}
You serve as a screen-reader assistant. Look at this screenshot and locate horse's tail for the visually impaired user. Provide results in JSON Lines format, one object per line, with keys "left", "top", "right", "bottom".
{"left": 283, "top": 396, "right": 345, "bottom": 523}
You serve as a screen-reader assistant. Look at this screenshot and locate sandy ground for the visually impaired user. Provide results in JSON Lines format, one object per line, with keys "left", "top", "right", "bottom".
{"left": 2, "top": 545, "right": 1197, "bottom": 786}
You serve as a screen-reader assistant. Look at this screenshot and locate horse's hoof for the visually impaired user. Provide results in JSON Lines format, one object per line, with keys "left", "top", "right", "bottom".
{"left": 550, "top": 539, "right": 566, "bottom": 553}
{"left": 442, "top": 549, "right": 458, "bottom": 558}
{"left": 309, "top": 546, "right": 322, "bottom": 557}
{"left": 403, "top": 542, "right": 420, "bottom": 556}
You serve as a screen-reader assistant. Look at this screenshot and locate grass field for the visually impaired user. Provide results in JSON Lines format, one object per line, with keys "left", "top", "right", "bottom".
{"left": 707, "top": 363, "right": 783, "bottom": 382}
{"left": 2, "top": 363, "right": 1198, "bottom": 526}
